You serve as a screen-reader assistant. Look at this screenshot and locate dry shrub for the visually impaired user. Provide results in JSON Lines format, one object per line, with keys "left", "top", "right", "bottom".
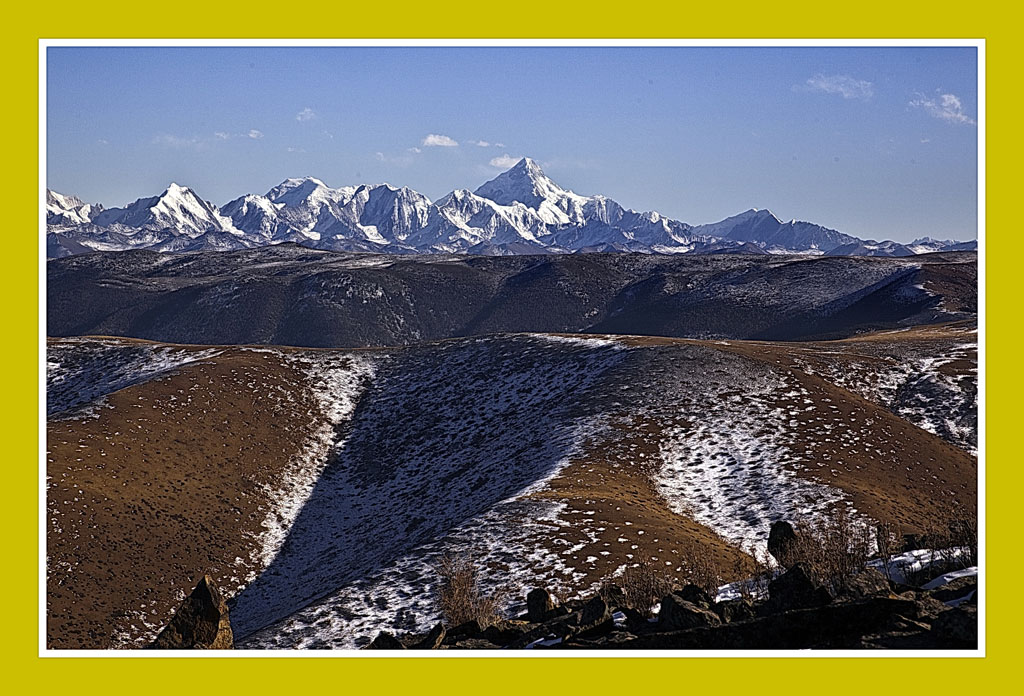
{"left": 616, "top": 558, "right": 674, "bottom": 616}
{"left": 434, "top": 553, "right": 504, "bottom": 628}
{"left": 905, "top": 510, "right": 978, "bottom": 585}
{"left": 930, "top": 499, "right": 979, "bottom": 569}
{"left": 677, "top": 543, "right": 724, "bottom": 597}
{"left": 786, "top": 505, "right": 873, "bottom": 592}
{"left": 875, "top": 519, "right": 903, "bottom": 582}
{"left": 947, "top": 516, "right": 979, "bottom": 567}
{"left": 733, "top": 549, "right": 773, "bottom": 601}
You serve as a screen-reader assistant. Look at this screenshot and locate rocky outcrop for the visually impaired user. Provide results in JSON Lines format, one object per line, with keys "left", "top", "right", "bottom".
{"left": 674, "top": 584, "right": 714, "bottom": 610}
{"left": 410, "top": 622, "right": 446, "bottom": 650}
{"left": 715, "top": 599, "right": 756, "bottom": 624}
{"left": 354, "top": 563, "right": 979, "bottom": 651}
{"left": 928, "top": 576, "right": 978, "bottom": 605}
{"left": 149, "top": 575, "right": 233, "bottom": 649}
{"left": 838, "top": 568, "right": 892, "bottom": 600}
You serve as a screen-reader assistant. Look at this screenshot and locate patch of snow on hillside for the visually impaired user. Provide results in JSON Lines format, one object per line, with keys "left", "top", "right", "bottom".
{"left": 654, "top": 370, "right": 847, "bottom": 555}
{"left": 46, "top": 338, "right": 222, "bottom": 418}
{"left": 866, "top": 548, "right": 972, "bottom": 586}
{"left": 793, "top": 339, "right": 977, "bottom": 453}
{"left": 541, "top": 334, "right": 624, "bottom": 349}
{"left": 240, "top": 489, "right": 600, "bottom": 649}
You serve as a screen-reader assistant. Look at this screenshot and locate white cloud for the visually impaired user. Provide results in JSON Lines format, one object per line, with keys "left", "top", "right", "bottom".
{"left": 422, "top": 133, "right": 458, "bottom": 147}
{"left": 152, "top": 134, "right": 202, "bottom": 149}
{"left": 407, "top": 147, "right": 422, "bottom": 154}
{"left": 214, "top": 131, "right": 231, "bottom": 140}
{"left": 247, "top": 129, "right": 264, "bottom": 140}
{"left": 494, "top": 142, "right": 506, "bottom": 148}
{"left": 375, "top": 151, "right": 386, "bottom": 161}
{"left": 802, "top": 74, "right": 874, "bottom": 100}
{"left": 489, "top": 153, "right": 521, "bottom": 168}
{"left": 296, "top": 107, "right": 317, "bottom": 122}
{"left": 287, "top": 146, "right": 305, "bottom": 153}
{"left": 97, "top": 139, "right": 109, "bottom": 145}
{"left": 909, "top": 92, "right": 976, "bottom": 125}
{"left": 471, "top": 140, "right": 491, "bottom": 147}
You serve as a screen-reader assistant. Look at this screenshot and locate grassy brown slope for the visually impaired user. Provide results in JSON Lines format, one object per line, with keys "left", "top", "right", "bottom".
{"left": 46, "top": 328, "right": 977, "bottom": 649}
{"left": 526, "top": 415, "right": 752, "bottom": 591}
{"left": 521, "top": 330, "right": 975, "bottom": 589}
{"left": 703, "top": 331, "right": 977, "bottom": 532}
{"left": 46, "top": 349, "right": 320, "bottom": 649}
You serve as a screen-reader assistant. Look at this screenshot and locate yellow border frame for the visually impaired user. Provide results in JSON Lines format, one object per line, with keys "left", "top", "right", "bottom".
{"left": 8, "top": 2, "right": 1013, "bottom": 692}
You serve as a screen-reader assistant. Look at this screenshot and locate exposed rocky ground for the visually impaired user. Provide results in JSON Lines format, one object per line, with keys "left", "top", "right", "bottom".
{"left": 362, "top": 564, "right": 978, "bottom": 651}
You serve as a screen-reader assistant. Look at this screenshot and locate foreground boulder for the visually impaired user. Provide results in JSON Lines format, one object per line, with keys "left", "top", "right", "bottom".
{"left": 930, "top": 605, "right": 978, "bottom": 648}
{"left": 767, "top": 563, "right": 833, "bottom": 612}
{"left": 838, "top": 568, "right": 892, "bottom": 600}
{"left": 526, "top": 587, "right": 557, "bottom": 622}
{"left": 658, "top": 594, "right": 721, "bottom": 631}
{"left": 149, "top": 575, "right": 232, "bottom": 649}
{"left": 365, "top": 631, "right": 406, "bottom": 650}
{"left": 410, "top": 623, "right": 446, "bottom": 650}
{"left": 767, "top": 521, "right": 799, "bottom": 566}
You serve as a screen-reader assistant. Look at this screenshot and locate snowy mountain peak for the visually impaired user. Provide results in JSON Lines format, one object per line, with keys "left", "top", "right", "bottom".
{"left": 46, "top": 189, "right": 101, "bottom": 227}
{"left": 153, "top": 183, "right": 216, "bottom": 217}
{"left": 474, "top": 157, "right": 578, "bottom": 208}
{"left": 518, "top": 156, "right": 543, "bottom": 174}
{"left": 47, "top": 189, "right": 85, "bottom": 210}
{"left": 740, "top": 208, "right": 783, "bottom": 224}
{"left": 267, "top": 177, "right": 328, "bottom": 201}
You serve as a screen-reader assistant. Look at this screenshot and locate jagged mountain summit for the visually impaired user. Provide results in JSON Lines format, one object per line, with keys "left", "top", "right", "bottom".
{"left": 46, "top": 158, "right": 976, "bottom": 258}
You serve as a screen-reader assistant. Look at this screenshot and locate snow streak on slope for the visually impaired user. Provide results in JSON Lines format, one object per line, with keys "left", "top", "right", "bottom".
{"left": 228, "top": 335, "right": 628, "bottom": 640}
{"left": 249, "top": 350, "right": 379, "bottom": 570}
{"left": 47, "top": 338, "right": 221, "bottom": 418}
{"left": 654, "top": 369, "right": 848, "bottom": 555}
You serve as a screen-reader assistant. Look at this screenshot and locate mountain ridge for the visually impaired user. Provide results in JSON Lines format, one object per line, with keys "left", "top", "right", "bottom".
{"left": 46, "top": 158, "right": 976, "bottom": 259}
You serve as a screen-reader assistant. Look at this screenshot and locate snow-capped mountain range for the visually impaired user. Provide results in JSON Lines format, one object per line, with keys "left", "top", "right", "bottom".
{"left": 46, "top": 158, "right": 976, "bottom": 258}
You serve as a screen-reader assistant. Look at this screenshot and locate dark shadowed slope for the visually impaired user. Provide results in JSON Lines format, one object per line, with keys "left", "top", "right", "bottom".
{"left": 48, "top": 247, "right": 976, "bottom": 348}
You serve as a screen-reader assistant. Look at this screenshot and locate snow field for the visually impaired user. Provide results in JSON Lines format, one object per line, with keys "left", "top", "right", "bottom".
{"left": 653, "top": 368, "right": 848, "bottom": 556}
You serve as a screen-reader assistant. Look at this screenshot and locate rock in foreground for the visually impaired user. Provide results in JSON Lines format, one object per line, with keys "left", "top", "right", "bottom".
{"left": 149, "top": 575, "right": 233, "bottom": 649}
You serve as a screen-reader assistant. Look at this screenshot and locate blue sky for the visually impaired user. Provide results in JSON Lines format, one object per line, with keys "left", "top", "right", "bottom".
{"left": 46, "top": 45, "right": 978, "bottom": 242}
